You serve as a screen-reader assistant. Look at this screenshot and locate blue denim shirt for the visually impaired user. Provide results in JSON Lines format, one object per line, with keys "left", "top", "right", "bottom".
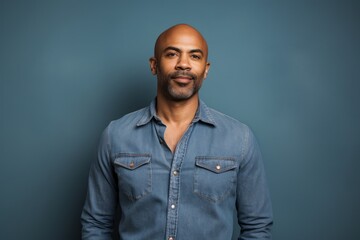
{"left": 81, "top": 99, "right": 273, "bottom": 240}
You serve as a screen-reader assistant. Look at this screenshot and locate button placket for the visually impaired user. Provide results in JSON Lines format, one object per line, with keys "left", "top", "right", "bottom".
{"left": 165, "top": 124, "right": 194, "bottom": 240}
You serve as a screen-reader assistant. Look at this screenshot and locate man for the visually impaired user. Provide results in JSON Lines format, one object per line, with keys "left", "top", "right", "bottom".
{"left": 81, "top": 24, "right": 273, "bottom": 240}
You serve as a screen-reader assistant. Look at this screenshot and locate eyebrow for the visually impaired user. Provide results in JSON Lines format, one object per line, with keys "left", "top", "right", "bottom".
{"left": 163, "top": 46, "right": 204, "bottom": 56}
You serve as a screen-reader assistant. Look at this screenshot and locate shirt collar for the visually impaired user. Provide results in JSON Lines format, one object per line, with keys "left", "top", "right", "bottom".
{"left": 136, "top": 98, "right": 216, "bottom": 127}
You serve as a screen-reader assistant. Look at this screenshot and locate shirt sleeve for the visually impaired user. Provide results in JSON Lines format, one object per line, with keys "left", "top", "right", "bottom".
{"left": 236, "top": 127, "right": 273, "bottom": 240}
{"left": 81, "top": 124, "right": 118, "bottom": 240}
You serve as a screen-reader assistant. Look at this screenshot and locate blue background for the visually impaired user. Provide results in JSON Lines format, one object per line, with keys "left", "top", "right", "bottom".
{"left": 1, "top": 1, "right": 359, "bottom": 239}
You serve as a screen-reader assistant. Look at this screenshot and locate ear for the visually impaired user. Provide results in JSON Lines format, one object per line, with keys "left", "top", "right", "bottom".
{"left": 204, "top": 62, "right": 211, "bottom": 79}
{"left": 149, "top": 57, "right": 157, "bottom": 75}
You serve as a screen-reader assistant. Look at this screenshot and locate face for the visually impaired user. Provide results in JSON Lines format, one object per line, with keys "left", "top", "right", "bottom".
{"left": 149, "top": 26, "right": 210, "bottom": 102}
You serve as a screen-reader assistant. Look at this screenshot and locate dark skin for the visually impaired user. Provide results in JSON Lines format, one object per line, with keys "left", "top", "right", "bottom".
{"left": 149, "top": 24, "right": 210, "bottom": 152}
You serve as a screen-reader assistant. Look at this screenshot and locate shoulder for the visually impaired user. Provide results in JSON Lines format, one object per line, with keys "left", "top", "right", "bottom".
{"left": 105, "top": 106, "right": 150, "bottom": 135}
{"left": 200, "top": 103, "right": 259, "bottom": 159}
{"left": 207, "top": 106, "right": 251, "bottom": 133}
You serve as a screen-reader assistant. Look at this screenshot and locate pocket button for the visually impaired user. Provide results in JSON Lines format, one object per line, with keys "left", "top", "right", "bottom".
{"left": 129, "top": 161, "right": 135, "bottom": 168}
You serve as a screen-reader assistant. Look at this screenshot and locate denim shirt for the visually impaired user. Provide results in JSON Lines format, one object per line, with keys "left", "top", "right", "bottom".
{"left": 81, "top": 99, "right": 273, "bottom": 240}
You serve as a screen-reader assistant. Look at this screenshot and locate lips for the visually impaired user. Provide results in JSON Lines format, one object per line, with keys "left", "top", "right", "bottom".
{"left": 173, "top": 76, "right": 192, "bottom": 84}
{"left": 169, "top": 71, "right": 196, "bottom": 83}
{"left": 174, "top": 75, "right": 192, "bottom": 80}
{"left": 174, "top": 76, "right": 192, "bottom": 83}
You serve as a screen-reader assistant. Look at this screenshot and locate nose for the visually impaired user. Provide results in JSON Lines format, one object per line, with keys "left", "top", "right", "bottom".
{"left": 175, "top": 54, "right": 191, "bottom": 71}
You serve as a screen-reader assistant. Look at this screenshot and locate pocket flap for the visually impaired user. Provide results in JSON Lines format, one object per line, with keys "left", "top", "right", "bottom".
{"left": 114, "top": 155, "right": 151, "bottom": 170}
{"left": 195, "top": 157, "right": 236, "bottom": 174}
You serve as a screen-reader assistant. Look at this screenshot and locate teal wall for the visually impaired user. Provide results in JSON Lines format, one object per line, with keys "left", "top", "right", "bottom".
{"left": 1, "top": 1, "right": 359, "bottom": 239}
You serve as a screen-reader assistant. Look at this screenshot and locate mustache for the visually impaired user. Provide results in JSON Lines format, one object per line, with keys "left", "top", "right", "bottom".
{"left": 169, "top": 71, "right": 197, "bottom": 80}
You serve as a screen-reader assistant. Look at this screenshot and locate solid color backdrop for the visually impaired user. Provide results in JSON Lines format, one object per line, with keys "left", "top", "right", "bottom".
{"left": 1, "top": 1, "right": 359, "bottom": 239}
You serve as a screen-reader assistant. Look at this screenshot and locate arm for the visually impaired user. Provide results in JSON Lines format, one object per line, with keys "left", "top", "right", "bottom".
{"left": 236, "top": 127, "right": 273, "bottom": 240}
{"left": 81, "top": 125, "right": 118, "bottom": 240}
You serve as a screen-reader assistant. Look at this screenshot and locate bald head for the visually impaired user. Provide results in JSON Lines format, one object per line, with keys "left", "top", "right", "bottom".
{"left": 154, "top": 24, "right": 208, "bottom": 60}
{"left": 149, "top": 24, "right": 211, "bottom": 102}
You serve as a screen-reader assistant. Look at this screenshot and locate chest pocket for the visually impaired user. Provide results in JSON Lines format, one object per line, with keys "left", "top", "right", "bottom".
{"left": 114, "top": 154, "right": 151, "bottom": 201}
{"left": 193, "top": 156, "right": 237, "bottom": 203}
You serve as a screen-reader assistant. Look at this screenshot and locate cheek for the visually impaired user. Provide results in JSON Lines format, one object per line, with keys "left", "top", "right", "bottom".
{"left": 159, "top": 59, "right": 177, "bottom": 70}
{"left": 194, "top": 63, "right": 208, "bottom": 73}
{"left": 197, "top": 68, "right": 207, "bottom": 79}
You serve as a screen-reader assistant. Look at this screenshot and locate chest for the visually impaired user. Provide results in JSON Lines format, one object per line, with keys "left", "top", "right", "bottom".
{"left": 164, "top": 124, "right": 189, "bottom": 152}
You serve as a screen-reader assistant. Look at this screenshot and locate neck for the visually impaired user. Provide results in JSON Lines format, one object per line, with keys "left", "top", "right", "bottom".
{"left": 156, "top": 94, "right": 199, "bottom": 126}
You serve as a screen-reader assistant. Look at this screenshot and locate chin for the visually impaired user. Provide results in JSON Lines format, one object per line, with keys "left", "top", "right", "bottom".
{"left": 167, "top": 90, "right": 198, "bottom": 102}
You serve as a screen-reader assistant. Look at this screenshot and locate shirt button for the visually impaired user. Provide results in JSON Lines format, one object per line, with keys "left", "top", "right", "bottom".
{"left": 171, "top": 204, "right": 176, "bottom": 209}
{"left": 129, "top": 162, "right": 135, "bottom": 168}
{"left": 216, "top": 164, "right": 221, "bottom": 170}
{"left": 173, "top": 170, "right": 178, "bottom": 176}
{"left": 168, "top": 237, "right": 174, "bottom": 240}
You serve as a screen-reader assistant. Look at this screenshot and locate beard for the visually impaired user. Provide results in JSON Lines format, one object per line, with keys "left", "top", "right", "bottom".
{"left": 159, "top": 70, "right": 204, "bottom": 101}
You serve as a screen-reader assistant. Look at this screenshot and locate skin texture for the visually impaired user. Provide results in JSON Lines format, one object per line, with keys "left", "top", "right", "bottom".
{"left": 148, "top": 24, "right": 211, "bottom": 152}
{"left": 149, "top": 24, "right": 210, "bottom": 103}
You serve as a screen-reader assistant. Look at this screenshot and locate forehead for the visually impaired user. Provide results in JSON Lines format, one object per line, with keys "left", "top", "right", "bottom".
{"left": 156, "top": 27, "right": 208, "bottom": 55}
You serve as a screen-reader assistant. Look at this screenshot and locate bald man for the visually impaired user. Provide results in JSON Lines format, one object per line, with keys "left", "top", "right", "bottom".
{"left": 81, "top": 24, "right": 273, "bottom": 240}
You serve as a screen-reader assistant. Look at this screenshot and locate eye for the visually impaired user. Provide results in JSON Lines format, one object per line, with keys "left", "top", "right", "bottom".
{"left": 191, "top": 54, "right": 201, "bottom": 60}
{"left": 165, "top": 51, "right": 178, "bottom": 58}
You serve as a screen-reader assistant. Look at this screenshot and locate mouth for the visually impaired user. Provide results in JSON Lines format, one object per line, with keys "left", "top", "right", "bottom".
{"left": 172, "top": 76, "right": 193, "bottom": 85}
{"left": 169, "top": 71, "right": 196, "bottom": 85}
